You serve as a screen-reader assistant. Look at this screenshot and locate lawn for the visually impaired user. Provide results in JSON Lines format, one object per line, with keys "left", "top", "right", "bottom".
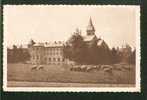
{"left": 7, "top": 63, "right": 135, "bottom": 86}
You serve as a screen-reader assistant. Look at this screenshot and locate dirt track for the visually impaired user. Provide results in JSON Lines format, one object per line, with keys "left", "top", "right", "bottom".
{"left": 7, "top": 81, "right": 135, "bottom": 87}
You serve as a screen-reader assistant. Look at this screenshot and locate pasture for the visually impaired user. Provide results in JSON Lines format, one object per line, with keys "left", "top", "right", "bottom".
{"left": 7, "top": 63, "right": 135, "bottom": 87}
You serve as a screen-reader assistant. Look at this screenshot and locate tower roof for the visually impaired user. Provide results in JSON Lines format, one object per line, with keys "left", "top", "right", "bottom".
{"left": 87, "top": 17, "right": 95, "bottom": 31}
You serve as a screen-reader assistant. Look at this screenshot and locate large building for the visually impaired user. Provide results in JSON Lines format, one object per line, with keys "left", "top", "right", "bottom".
{"left": 29, "top": 41, "right": 65, "bottom": 65}
{"left": 29, "top": 18, "right": 109, "bottom": 65}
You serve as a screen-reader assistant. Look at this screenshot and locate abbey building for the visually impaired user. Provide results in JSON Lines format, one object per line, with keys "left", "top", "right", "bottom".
{"left": 28, "top": 18, "right": 109, "bottom": 65}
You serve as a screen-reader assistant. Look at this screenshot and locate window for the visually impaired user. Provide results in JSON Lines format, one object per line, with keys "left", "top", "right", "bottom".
{"left": 60, "top": 51, "right": 62, "bottom": 55}
{"left": 53, "top": 58, "right": 56, "bottom": 61}
{"left": 58, "top": 58, "right": 60, "bottom": 62}
{"left": 49, "top": 58, "right": 51, "bottom": 61}
{"left": 46, "top": 50, "right": 48, "bottom": 54}
{"left": 37, "top": 55, "right": 39, "bottom": 59}
{"left": 33, "top": 56, "right": 35, "bottom": 59}
{"left": 36, "top": 48, "right": 38, "bottom": 51}
{"left": 62, "top": 58, "right": 65, "bottom": 62}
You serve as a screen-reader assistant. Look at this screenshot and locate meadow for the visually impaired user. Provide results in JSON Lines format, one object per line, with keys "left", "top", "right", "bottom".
{"left": 7, "top": 63, "right": 135, "bottom": 87}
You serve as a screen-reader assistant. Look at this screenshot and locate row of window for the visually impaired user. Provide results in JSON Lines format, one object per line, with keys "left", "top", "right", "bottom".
{"left": 32, "top": 56, "right": 65, "bottom": 62}
{"left": 32, "top": 47, "right": 62, "bottom": 51}
{"left": 32, "top": 51, "right": 63, "bottom": 56}
{"left": 32, "top": 56, "right": 38, "bottom": 59}
{"left": 32, "top": 50, "right": 62, "bottom": 55}
{"left": 32, "top": 62, "right": 64, "bottom": 65}
{"left": 44, "top": 51, "right": 62, "bottom": 55}
{"left": 45, "top": 57, "right": 64, "bottom": 62}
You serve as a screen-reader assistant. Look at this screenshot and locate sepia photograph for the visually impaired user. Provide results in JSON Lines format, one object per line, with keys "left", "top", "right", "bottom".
{"left": 3, "top": 5, "right": 140, "bottom": 92}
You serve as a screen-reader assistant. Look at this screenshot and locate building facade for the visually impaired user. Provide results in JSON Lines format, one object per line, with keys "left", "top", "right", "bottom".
{"left": 29, "top": 42, "right": 65, "bottom": 65}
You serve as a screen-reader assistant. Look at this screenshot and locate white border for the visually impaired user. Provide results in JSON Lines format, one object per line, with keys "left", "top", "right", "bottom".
{"left": 3, "top": 5, "right": 140, "bottom": 92}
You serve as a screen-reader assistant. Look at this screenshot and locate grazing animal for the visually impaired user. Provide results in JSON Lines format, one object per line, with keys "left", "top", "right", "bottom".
{"left": 31, "top": 65, "right": 37, "bottom": 71}
{"left": 86, "top": 66, "right": 92, "bottom": 72}
{"left": 122, "top": 65, "right": 131, "bottom": 71}
{"left": 38, "top": 65, "right": 44, "bottom": 70}
{"left": 96, "top": 65, "right": 101, "bottom": 70}
{"left": 86, "top": 65, "right": 97, "bottom": 72}
{"left": 70, "top": 65, "right": 78, "bottom": 71}
{"left": 70, "top": 66, "right": 74, "bottom": 71}
{"left": 80, "top": 65, "right": 87, "bottom": 72}
{"left": 102, "top": 65, "right": 113, "bottom": 75}
{"left": 92, "top": 65, "right": 98, "bottom": 70}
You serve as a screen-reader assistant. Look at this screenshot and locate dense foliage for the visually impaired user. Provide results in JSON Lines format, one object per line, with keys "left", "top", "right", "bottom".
{"left": 7, "top": 45, "right": 30, "bottom": 63}
{"left": 63, "top": 34, "right": 135, "bottom": 65}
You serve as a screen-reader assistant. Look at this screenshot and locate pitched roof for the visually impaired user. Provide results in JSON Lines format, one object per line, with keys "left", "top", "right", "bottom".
{"left": 44, "top": 41, "right": 64, "bottom": 47}
{"left": 33, "top": 41, "right": 64, "bottom": 47}
{"left": 33, "top": 43, "right": 44, "bottom": 47}
{"left": 97, "top": 39, "right": 109, "bottom": 49}
{"left": 83, "top": 35, "right": 96, "bottom": 42}
{"left": 97, "top": 39, "right": 103, "bottom": 46}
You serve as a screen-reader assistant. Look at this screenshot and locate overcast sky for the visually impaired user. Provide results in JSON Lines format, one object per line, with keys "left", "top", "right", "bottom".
{"left": 4, "top": 5, "right": 140, "bottom": 48}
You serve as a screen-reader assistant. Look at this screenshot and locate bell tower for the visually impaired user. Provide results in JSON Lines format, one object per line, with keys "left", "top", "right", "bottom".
{"left": 86, "top": 17, "right": 95, "bottom": 36}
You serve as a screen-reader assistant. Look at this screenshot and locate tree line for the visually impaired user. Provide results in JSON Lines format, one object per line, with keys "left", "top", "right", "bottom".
{"left": 7, "top": 37, "right": 135, "bottom": 65}
{"left": 63, "top": 33, "right": 135, "bottom": 65}
{"left": 7, "top": 45, "right": 30, "bottom": 63}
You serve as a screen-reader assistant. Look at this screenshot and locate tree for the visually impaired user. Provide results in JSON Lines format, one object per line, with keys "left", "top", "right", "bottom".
{"left": 63, "top": 33, "right": 87, "bottom": 64}
{"left": 85, "top": 39, "right": 98, "bottom": 64}
{"left": 22, "top": 50, "right": 30, "bottom": 62}
{"left": 7, "top": 44, "right": 31, "bottom": 63}
{"left": 12, "top": 45, "right": 19, "bottom": 62}
{"left": 93, "top": 42, "right": 111, "bottom": 65}
{"left": 128, "top": 49, "right": 136, "bottom": 64}
{"left": 120, "top": 44, "right": 132, "bottom": 64}
{"left": 111, "top": 47, "right": 118, "bottom": 64}
{"left": 18, "top": 46, "right": 30, "bottom": 62}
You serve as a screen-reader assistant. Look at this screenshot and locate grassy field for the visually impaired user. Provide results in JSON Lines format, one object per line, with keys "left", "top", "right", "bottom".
{"left": 7, "top": 63, "right": 135, "bottom": 86}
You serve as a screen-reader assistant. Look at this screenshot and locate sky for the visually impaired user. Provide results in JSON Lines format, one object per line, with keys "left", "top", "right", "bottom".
{"left": 3, "top": 5, "right": 140, "bottom": 48}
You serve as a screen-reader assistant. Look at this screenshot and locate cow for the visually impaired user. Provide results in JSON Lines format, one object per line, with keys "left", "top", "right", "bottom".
{"left": 31, "top": 65, "right": 38, "bottom": 71}
{"left": 80, "top": 65, "right": 87, "bottom": 72}
{"left": 38, "top": 65, "right": 44, "bottom": 70}
{"left": 102, "top": 65, "right": 113, "bottom": 75}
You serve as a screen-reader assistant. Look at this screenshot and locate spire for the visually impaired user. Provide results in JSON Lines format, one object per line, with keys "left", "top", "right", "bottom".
{"left": 86, "top": 17, "right": 95, "bottom": 36}
{"left": 88, "top": 17, "right": 93, "bottom": 27}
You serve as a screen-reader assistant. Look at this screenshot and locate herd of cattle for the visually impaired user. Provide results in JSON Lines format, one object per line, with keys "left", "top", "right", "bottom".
{"left": 69, "top": 63, "right": 133, "bottom": 73}
{"left": 70, "top": 65, "right": 112, "bottom": 72}
{"left": 30, "top": 63, "right": 133, "bottom": 74}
